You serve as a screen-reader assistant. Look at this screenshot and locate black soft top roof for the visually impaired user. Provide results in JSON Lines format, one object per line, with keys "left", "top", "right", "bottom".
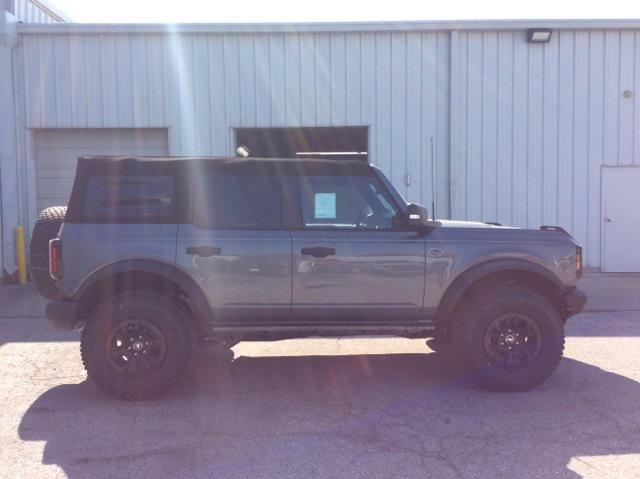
{"left": 76, "top": 156, "right": 376, "bottom": 177}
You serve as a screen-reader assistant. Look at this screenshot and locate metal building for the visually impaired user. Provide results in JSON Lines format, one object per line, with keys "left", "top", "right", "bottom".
{"left": 2, "top": 0, "right": 640, "bottom": 275}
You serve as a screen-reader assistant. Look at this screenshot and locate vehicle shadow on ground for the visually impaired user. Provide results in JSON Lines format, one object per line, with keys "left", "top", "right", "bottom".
{"left": 18, "top": 352, "right": 640, "bottom": 478}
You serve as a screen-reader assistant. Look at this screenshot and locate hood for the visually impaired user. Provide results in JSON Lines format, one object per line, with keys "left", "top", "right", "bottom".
{"left": 436, "top": 219, "right": 518, "bottom": 229}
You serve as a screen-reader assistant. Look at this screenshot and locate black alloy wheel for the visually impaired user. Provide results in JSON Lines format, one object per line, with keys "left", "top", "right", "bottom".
{"left": 106, "top": 319, "right": 168, "bottom": 378}
{"left": 482, "top": 313, "right": 542, "bottom": 371}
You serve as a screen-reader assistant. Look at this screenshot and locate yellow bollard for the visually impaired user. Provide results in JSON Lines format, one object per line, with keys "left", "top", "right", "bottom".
{"left": 15, "top": 225, "right": 28, "bottom": 285}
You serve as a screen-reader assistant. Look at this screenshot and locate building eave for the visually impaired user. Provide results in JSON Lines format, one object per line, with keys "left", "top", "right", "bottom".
{"left": 15, "top": 18, "right": 640, "bottom": 35}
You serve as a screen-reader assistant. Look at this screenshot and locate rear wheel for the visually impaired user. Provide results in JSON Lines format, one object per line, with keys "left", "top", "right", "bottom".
{"left": 29, "top": 206, "right": 66, "bottom": 299}
{"left": 450, "top": 284, "right": 564, "bottom": 391}
{"left": 81, "top": 290, "right": 195, "bottom": 400}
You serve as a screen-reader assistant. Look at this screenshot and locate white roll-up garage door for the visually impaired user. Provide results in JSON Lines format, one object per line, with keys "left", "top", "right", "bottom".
{"left": 33, "top": 128, "right": 169, "bottom": 212}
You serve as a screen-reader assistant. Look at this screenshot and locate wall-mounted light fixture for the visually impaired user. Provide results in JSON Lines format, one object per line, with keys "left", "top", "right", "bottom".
{"left": 527, "top": 29, "right": 552, "bottom": 43}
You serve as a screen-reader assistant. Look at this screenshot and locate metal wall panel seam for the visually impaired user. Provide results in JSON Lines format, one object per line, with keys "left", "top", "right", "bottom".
{"left": 448, "top": 30, "right": 459, "bottom": 220}
{"left": 634, "top": 32, "right": 639, "bottom": 164}
{"left": 509, "top": 32, "right": 515, "bottom": 226}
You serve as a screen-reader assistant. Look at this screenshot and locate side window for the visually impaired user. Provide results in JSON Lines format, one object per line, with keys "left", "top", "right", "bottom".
{"left": 298, "top": 175, "right": 400, "bottom": 230}
{"left": 83, "top": 175, "right": 174, "bottom": 220}
{"left": 193, "top": 174, "right": 283, "bottom": 230}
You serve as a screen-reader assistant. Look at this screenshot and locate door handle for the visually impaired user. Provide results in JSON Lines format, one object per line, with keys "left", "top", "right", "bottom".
{"left": 186, "top": 246, "right": 222, "bottom": 257}
{"left": 301, "top": 246, "right": 336, "bottom": 258}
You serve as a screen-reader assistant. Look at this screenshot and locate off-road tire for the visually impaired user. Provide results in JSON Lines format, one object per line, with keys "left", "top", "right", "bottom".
{"left": 80, "top": 290, "right": 195, "bottom": 400}
{"left": 29, "top": 206, "right": 67, "bottom": 299}
{"left": 450, "top": 284, "right": 565, "bottom": 391}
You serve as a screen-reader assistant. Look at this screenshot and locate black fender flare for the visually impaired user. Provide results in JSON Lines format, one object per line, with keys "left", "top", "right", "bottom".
{"left": 434, "top": 258, "right": 566, "bottom": 327}
{"left": 73, "top": 259, "right": 212, "bottom": 332}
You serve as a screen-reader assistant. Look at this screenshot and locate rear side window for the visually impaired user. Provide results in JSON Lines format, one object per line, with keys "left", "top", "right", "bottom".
{"left": 83, "top": 175, "right": 174, "bottom": 220}
{"left": 193, "top": 174, "right": 283, "bottom": 230}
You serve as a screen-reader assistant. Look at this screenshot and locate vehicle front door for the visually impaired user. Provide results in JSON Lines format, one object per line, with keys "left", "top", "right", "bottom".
{"left": 290, "top": 172, "right": 426, "bottom": 322}
{"left": 177, "top": 171, "right": 292, "bottom": 323}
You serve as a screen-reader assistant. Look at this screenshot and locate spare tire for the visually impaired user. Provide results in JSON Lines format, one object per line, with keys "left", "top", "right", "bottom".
{"left": 30, "top": 206, "right": 67, "bottom": 300}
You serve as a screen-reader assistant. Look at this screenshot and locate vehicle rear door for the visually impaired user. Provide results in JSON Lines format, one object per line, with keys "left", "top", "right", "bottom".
{"left": 290, "top": 172, "right": 426, "bottom": 322}
{"left": 177, "top": 170, "right": 292, "bottom": 323}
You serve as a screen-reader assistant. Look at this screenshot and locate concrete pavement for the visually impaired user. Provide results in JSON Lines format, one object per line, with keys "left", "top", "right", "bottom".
{"left": 1, "top": 273, "right": 639, "bottom": 478}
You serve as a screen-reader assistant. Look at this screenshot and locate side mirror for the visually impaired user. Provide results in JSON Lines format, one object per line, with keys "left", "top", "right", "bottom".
{"left": 406, "top": 203, "right": 431, "bottom": 228}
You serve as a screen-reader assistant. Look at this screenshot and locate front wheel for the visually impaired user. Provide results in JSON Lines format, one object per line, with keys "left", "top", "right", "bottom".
{"left": 81, "top": 290, "right": 195, "bottom": 400}
{"left": 450, "top": 284, "right": 565, "bottom": 391}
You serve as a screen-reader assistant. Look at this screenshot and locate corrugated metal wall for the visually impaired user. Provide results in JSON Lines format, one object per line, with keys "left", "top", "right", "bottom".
{"left": 451, "top": 30, "right": 640, "bottom": 266}
{"left": 18, "top": 31, "right": 451, "bottom": 212}
{"left": 12, "top": 26, "right": 640, "bottom": 267}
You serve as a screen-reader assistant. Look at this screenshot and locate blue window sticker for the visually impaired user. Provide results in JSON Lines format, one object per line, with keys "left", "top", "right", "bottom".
{"left": 314, "top": 193, "right": 336, "bottom": 219}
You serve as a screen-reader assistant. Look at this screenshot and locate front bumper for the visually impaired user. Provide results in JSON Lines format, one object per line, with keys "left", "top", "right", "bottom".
{"left": 45, "top": 299, "right": 79, "bottom": 331}
{"left": 562, "top": 287, "right": 587, "bottom": 316}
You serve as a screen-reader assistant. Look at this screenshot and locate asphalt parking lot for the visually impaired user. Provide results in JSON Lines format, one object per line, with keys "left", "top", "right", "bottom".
{"left": 1, "top": 273, "right": 639, "bottom": 478}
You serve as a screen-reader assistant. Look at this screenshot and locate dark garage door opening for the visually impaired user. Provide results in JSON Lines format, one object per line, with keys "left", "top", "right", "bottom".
{"left": 235, "top": 126, "right": 368, "bottom": 162}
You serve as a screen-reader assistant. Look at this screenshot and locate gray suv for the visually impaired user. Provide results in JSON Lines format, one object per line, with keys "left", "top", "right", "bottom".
{"left": 33, "top": 156, "right": 586, "bottom": 399}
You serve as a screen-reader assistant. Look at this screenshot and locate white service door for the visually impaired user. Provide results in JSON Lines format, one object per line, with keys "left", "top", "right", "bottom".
{"left": 33, "top": 128, "right": 168, "bottom": 212}
{"left": 602, "top": 167, "right": 640, "bottom": 272}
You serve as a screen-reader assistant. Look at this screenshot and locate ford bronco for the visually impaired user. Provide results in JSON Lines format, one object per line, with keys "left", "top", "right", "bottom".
{"left": 31, "top": 156, "right": 586, "bottom": 399}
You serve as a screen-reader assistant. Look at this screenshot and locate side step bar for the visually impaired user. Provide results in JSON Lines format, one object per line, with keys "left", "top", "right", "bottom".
{"left": 207, "top": 323, "right": 436, "bottom": 338}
